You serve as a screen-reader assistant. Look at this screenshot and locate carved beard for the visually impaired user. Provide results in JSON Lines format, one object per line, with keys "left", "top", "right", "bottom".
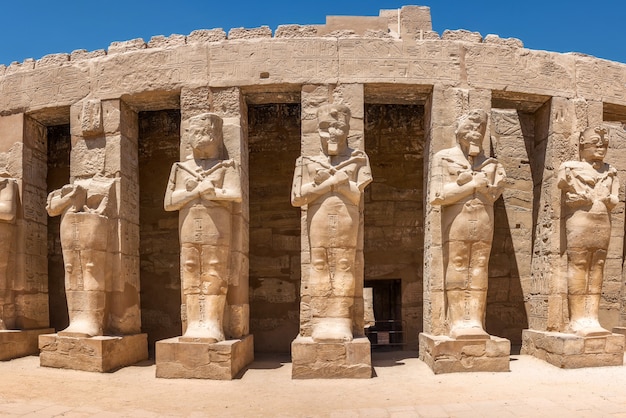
{"left": 327, "top": 140, "right": 339, "bottom": 155}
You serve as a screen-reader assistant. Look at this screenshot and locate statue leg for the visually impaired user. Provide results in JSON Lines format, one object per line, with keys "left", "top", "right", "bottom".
{"left": 181, "top": 244, "right": 228, "bottom": 342}
{"left": 567, "top": 248, "right": 597, "bottom": 336}
{"left": 577, "top": 248, "right": 610, "bottom": 336}
{"left": 60, "top": 249, "right": 106, "bottom": 337}
{"left": 309, "top": 246, "right": 352, "bottom": 342}
{"left": 446, "top": 240, "right": 489, "bottom": 340}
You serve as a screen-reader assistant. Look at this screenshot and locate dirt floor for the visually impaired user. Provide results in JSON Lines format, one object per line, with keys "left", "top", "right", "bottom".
{"left": 0, "top": 351, "right": 626, "bottom": 417}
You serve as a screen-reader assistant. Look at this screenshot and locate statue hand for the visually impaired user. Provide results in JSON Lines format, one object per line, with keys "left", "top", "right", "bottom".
{"left": 456, "top": 171, "right": 473, "bottom": 186}
{"left": 334, "top": 170, "right": 350, "bottom": 185}
{"left": 314, "top": 170, "right": 331, "bottom": 185}
{"left": 185, "top": 178, "right": 198, "bottom": 192}
{"left": 473, "top": 172, "right": 490, "bottom": 191}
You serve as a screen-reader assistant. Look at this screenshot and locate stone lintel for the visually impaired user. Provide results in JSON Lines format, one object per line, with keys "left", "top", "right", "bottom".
{"left": 419, "top": 333, "right": 511, "bottom": 374}
{"left": 0, "top": 329, "right": 54, "bottom": 361}
{"left": 38, "top": 333, "right": 148, "bottom": 372}
{"left": 521, "top": 329, "right": 625, "bottom": 368}
{"left": 291, "top": 336, "right": 372, "bottom": 379}
{"left": 155, "top": 335, "right": 254, "bottom": 380}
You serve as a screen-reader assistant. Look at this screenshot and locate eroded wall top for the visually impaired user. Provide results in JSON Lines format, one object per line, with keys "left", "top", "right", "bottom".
{"left": 1, "top": 5, "right": 626, "bottom": 122}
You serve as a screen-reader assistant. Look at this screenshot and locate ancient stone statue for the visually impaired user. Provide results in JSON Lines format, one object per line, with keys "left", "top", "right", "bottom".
{"left": 46, "top": 176, "right": 116, "bottom": 337}
{"left": 0, "top": 175, "right": 17, "bottom": 330}
{"left": 291, "top": 103, "right": 372, "bottom": 343}
{"left": 164, "top": 113, "right": 242, "bottom": 343}
{"left": 430, "top": 109, "right": 506, "bottom": 340}
{"left": 558, "top": 126, "right": 619, "bottom": 337}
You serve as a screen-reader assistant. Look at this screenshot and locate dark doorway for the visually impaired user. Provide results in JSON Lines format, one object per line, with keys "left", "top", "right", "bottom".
{"left": 364, "top": 278, "right": 403, "bottom": 347}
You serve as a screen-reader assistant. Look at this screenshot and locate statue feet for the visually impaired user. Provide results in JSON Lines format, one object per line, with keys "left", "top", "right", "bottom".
{"left": 312, "top": 317, "right": 353, "bottom": 343}
{"left": 181, "top": 321, "right": 225, "bottom": 343}
{"left": 58, "top": 317, "right": 102, "bottom": 338}
{"left": 570, "top": 318, "right": 611, "bottom": 337}
{"left": 0, "top": 319, "right": 6, "bottom": 331}
{"left": 450, "top": 322, "right": 489, "bottom": 340}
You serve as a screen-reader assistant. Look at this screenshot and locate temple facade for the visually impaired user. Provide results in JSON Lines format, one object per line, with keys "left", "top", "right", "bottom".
{"left": 1, "top": 5, "right": 626, "bottom": 377}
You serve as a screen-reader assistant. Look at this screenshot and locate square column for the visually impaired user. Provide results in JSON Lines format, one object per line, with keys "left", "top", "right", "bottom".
{"left": 0, "top": 114, "right": 53, "bottom": 359}
{"left": 291, "top": 84, "right": 372, "bottom": 379}
{"left": 39, "top": 98, "right": 147, "bottom": 372}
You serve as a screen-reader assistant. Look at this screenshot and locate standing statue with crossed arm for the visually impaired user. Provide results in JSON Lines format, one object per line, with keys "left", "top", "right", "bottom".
{"left": 292, "top": 104, "right": 372, "bottom": 343}
{"left": 164, "top": 113, "right": 242, "bottom": 343}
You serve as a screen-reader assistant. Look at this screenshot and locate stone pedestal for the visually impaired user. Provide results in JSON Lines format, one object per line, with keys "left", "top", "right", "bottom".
{"left": 291, "top": 336, "right": 372, "bottom": 379}
{"left": 155, "top": 335, "right": 254, "bottom": 380}
{"left": 39, "top": 333, "right": 148, "bottom": 372}
{"left": 419, "top": 333, "right": 510, "bottom": 374}
{"left": 521, "top": 329, "right": 624, "bottom": 368}
{"left": 0, "top": 328, "right": 54, "bottom": 360}
{"left": 611, "top": 327, "right": 626, "bottom": 351}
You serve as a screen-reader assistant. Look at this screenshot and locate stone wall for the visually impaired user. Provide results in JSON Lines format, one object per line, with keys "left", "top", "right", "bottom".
{"left": 364, "top": 104, "right": 424, "bottom": 349}
{"left": 138, "top": 110, "right": 181, "bottom": 349}
{"left": 248, "top": 103, "right": 301, "bottom": 352}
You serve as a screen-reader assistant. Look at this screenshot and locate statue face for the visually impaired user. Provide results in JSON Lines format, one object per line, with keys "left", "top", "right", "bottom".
{"left": 456, "top": 116, "right": 486, "bottom": 157}
{"left": 580, "top": 132, "right": 608, "bottom": 163}
{"left": 187, "top": 115, "right": 223, "bottom": 158}
{"left": 318, "top": 119, "right": 349, "bottom": 156}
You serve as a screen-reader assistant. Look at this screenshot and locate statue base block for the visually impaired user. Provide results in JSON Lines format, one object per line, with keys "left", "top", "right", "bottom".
{"left": 38, "top": 333, "right": 148, "bottom": 372}
{"left": 611, "top": 327, "right": 626, "bottom": 351}
{"left": 155, "top": 334, "right": 254, "bottom": 380}
{"left": 291, "top": 336, "right": 372, "bottom": 379}
{"left": 419, "top": 333, "right": 510, "bottom": 374}
{"left": 521, "top": 329, "right": 624, "bottom": 368}
{"left": 0, "top": 328, "right": 54, "bottom": 360}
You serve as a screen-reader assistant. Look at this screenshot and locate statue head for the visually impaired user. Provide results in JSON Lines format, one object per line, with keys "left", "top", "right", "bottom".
{"left": 317, "top": 104, "right": 351, "bottom": 156}
{"left": 186, "top": 113, "right": 224, "bottom": 159}
{"left": 455, "top": 109, "right": 488, "bottom": 157}
{"left": 579, "top": 126, "right": 609, "bottom": 164}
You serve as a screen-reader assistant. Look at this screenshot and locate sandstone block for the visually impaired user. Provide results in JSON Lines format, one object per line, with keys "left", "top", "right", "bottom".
{"left": 291, "top": 336, "right": 372, "bottom": 379}
{"left": 521, "top": 329, "right": 624, "bottom": 368}
{"left": 155, "top": 335, "right": 254, "bottom": 380}
{"left": 419, "top": 333, "right": 510, "bottom": 374}
{"left": 0, "top": 329, "right": 54, "bottom": 360}
{"left": 39, "top": 333, "right": 148, "bottom": 372}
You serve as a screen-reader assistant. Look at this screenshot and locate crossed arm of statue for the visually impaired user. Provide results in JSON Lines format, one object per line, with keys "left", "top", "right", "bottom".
{"left": 291, "top": 153, "right": 372, "bottom": 207}
{"left": 164, "top": 160, "right": 242, "bottom": 212}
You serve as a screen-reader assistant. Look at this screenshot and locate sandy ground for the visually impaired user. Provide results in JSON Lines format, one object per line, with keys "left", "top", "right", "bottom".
{"left": 0, "top": 351, "right": 625, "bottom": 417}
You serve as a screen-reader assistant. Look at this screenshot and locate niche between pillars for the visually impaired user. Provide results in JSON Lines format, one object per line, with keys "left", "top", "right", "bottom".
{"left": 248, "top": 103, "right": 301, "bottom": 353}
{"left": 138, "top": 110, "right": 181, "bottom": 351}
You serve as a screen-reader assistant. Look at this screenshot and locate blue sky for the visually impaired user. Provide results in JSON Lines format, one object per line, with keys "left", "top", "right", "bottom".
{"left": 0, "top": 1, "right": 625, "bottom": 66}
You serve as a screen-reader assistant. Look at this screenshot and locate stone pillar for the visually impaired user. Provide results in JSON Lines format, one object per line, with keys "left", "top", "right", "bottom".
{"left": 521, "top": 97, "right": 625, "bottom": 368}
{"left": 39, "top": 98, "right": 148, "bottom": 372}
{"left": 419, "top": 86, "right": 510, "bottom": 374}
{"left": 291, "top": 83, "right": 372, "bottom": 379}
{"left": 155, "top": 86, "right": 253, "bottom": 380}
{"left": 0, "top": 114, "right": 53, "bottom": 360}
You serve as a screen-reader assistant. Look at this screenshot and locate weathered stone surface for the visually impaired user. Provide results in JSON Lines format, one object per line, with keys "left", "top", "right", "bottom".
{"left": 0, "top": 328, "right": 53, "bottom": 360}
{"left": 419, "top": 333, "right": 510, "bottom": 374}
{"left": 521, "top": 329, "right": 624, "bottom": 368}
{"left": 39, "top": 333, "right": 148, "bottom": 372}
{"left": 291, "top": 336, "right": 371, "bottom": 379}
{"left": 155, "top": 334, "right": 253, "bottom": 379}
